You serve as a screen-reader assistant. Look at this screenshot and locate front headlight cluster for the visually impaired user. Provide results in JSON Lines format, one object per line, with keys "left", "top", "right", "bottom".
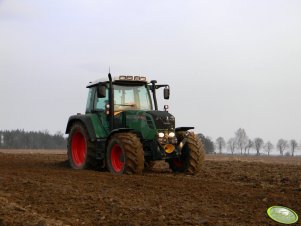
{"left": 168, "top": 132, "right": 175, "bottom": 138}
{"left": 158, "top": 132, "right": 165, "bottom": 138}
{"left": 157, "top": 132, "right": 177, "bottom": 144}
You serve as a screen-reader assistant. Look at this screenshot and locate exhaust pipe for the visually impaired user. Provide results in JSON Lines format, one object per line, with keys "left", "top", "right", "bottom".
{"left": 108, "top": 73, "right": 114, "bottom": 131}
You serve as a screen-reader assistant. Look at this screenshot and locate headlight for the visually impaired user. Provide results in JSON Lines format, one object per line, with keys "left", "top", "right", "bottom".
{"left": 158, "top": 132, "right": 165, "bottom": 138}
{"left": 168, "top": 132, "right": 175, "bottom": 138}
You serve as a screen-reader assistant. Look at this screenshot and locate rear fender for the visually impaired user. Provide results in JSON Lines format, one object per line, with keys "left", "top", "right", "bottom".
{"left": 66, "top": 115, "right": 96, "bottom": 142}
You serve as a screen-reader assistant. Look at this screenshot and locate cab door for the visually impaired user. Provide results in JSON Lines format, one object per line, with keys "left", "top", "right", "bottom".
{"left": 87, "top": 85, "right": 110, "bottom": 138}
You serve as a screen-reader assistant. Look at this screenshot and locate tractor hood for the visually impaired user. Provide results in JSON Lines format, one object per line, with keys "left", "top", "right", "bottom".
{"left": 117, "top": 110, "right": 175, "bottom": 140}
{"left": 146, "top": 111, "right": 175, "bottom": 131}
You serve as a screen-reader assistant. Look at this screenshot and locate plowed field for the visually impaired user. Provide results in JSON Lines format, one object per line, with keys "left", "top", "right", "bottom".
{"left": 0, "top": 150, "right": 300, "bottom": 226}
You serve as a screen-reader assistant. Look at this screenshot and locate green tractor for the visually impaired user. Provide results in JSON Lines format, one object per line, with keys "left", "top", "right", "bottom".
{"left": 65, "top": 74, "right": 205, "bottom": 175}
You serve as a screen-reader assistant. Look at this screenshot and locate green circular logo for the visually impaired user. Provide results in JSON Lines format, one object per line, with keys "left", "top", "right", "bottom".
{"left": 267, "top": 206, "right": 298, "bottom": 224}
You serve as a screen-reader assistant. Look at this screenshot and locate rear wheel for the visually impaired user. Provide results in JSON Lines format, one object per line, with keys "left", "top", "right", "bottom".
{"left": 106, "top": 133, "right": 144, "bottom": 174}
{"left": 168, "top": 131, "right": 205, "bottom": 175}
{"left": 67, "top": 123, "right": 96, "bottom": 169}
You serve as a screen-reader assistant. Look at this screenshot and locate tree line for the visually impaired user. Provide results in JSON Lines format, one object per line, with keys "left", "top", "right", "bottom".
{"left": 0, "top": 130, "right": 66, "bottom": 149}
{"left": 0, "top": 129, "right": 215, "bottom": 153}
{"left": 215, "top": 128, "right": 299, "bottom": 156}
{"left": 0, "top": 128, "right": 297, "bottom": 156}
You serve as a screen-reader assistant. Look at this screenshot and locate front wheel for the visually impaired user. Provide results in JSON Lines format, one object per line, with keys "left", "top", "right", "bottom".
{"left": 167, "top": 131, "right": 205, "bottom": 175}
{"left": 106, "top": 133, "right": 144, "bottom": 174}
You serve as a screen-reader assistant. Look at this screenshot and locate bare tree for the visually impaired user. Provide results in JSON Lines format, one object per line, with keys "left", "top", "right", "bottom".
{"left": 290, "top": 139, "right": 298, "bottom": 156}
{"left": 235, "top": 128, "right": 248, "bottom": 155}
{"left": 264, "top": 141, "right": 274, "bottom": 156}
{"left": 198, "top": 134, "right": 215, "bottom": 154}
{"left": 216, "top": 137, "right": 226, "bottom": 154}
{"left": 253, "top": 138, "right": 264, "bottom": 156}
{"left": 277, "top": 139, "right": 288, "bottom": 156}
{"left": 244, "top": 139, "right": 253, "bottom": 155}
{"left": 227, "top": 138, "right": 236, "bottom": 155}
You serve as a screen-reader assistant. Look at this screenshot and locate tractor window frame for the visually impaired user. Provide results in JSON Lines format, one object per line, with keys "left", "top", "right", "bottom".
{"left": 113, "top": 83, "right": 153, "bottom": 111}
{"left": 85, "top": 88, "right": 95, "bottom": 113}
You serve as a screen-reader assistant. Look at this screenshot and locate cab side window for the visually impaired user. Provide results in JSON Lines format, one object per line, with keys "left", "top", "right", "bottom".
{"left": 85, "top": 88, "right": 94, "bottom": 113}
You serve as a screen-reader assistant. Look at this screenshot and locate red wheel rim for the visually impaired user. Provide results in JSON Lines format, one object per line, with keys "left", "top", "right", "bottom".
{"left": 71, "top": 131, "right": 87, "bottom": 167}
{"left": 173, "top": 158, "right": 183, "bottom": 168}
{"left": 111, "top": 144, "right": 125, "bottom": 172}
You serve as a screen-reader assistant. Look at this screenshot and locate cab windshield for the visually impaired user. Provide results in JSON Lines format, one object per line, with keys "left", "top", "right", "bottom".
{"left": 114, "top": 84, "right": 152, "bottom": 111}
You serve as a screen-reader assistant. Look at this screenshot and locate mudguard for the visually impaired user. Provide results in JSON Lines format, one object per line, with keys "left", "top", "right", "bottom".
{"left": 175, "top": 127, "right": 194, "bottom": 152}
{"left": 106, "top": 128, "right": 146, "bottom": 143}
{"left": 175, "top": 127, "right": 194, "bottom": 132}
{"left": 109, "top": 128, "right": 133, "bottom": 136}
{"left": 65, "top": 115, "right": 97, "bottom": 142}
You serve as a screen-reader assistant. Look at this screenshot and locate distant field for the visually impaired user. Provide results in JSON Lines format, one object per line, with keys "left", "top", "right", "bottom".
{"left": 206, "top": 154, "right": 301, "bottom": 165}
{"left": 0, "top": 149, "right": 66, "bottom": 154}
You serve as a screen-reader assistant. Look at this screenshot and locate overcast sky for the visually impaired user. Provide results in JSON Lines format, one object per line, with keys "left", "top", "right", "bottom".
{"left": 1, "top": 0, "right": 301, "bottom": 147}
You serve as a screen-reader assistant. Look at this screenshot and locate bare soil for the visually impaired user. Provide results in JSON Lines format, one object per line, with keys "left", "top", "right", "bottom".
{"left": 0, "top": 150, "right": 300, "bottom": 226}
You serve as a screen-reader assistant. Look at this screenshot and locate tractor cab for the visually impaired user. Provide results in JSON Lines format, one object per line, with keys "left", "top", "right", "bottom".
{"left": 86, "top": 76, "right": 155, "bottom": 114}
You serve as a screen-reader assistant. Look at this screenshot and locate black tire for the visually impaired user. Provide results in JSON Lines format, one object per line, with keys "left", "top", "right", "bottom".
{"left": 168, "top": 131, "right": 205, "bottom": 175}
{"left": 106, "top": 133, "right": 144, "bottom": 174}
{"left": 67, "top": 122, "right": 96, "bottom": 170}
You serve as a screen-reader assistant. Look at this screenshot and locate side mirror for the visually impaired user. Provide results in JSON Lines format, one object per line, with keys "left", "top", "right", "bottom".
{"left": 164, "top": 86, "right": 170, "bottom": 99}
{"left": 97, "top": 85, "right": 106, "bottom": 98}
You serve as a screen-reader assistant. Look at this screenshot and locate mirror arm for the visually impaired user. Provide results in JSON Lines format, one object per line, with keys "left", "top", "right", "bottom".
{"left": 155, "top": 84, "right": 169, "bottom": 89}
{"left": 150, "top": 80, "right": 158, "bottom": 110}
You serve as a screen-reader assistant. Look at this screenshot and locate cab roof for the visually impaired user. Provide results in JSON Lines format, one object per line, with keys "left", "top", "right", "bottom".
{"left": 86, "top": 75, "right": 148, "bottom": 88}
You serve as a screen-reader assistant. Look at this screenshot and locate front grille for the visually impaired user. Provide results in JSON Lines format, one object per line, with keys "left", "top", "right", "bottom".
{"left": 146, "top": 111, "right": 175, "bottom": 130}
